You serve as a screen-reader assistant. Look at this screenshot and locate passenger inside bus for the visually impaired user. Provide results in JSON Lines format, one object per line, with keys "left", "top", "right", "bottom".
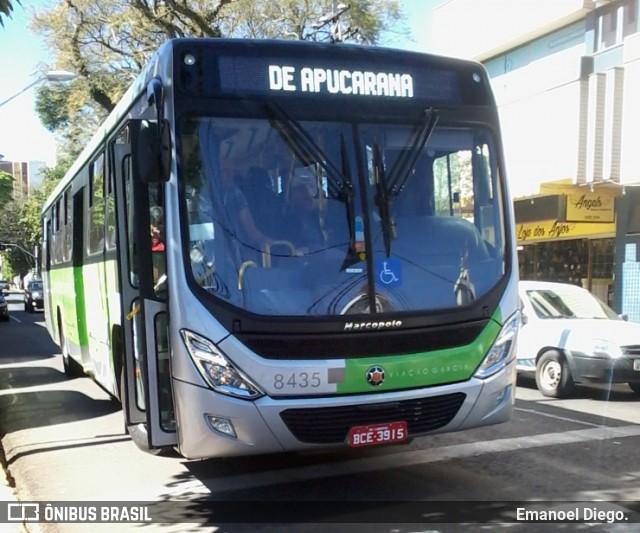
{"left": 281, "top": 182, "right": 325, "bottom": 253}
{"left": 150, "top": 205, "right": 166, "bottom": 289}
{"left": 238, "top": 166, "right": 281, "bottom": 237}
{"left": 150, "top": 206, "right": 165, "bottom": 252}
{"left": 220, "top": 164, "right": 273, "bottom": 262}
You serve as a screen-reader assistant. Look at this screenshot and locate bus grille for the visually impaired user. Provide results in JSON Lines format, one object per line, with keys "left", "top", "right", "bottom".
{"left": 279, "top": 392, "right": 466, "bottom": 444}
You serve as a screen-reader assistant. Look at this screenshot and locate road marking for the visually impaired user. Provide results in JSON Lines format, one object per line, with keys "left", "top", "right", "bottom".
{"left": 164, "top": 424, "right": 640, "bottom": 497}
{"left": 9, "top": 315, "right": 21, "bottom": 323}
{"left": 514, "top": 406, "right": 602, "bottom": 427}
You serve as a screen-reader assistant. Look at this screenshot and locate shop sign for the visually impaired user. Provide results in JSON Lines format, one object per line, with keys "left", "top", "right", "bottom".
{"left": 566, "top": 193, "right": 615, "bottom": 222}
{"left": 517, "top": 219, "right": 616, "bottom": 244}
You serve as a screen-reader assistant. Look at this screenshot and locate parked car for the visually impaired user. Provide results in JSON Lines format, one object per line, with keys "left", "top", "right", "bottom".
{"left": 517, "top": 280, "right": 640, "bottom": 398}
{"left": 24, "top": 279, "right": 44, "bottom": 313}
{"left": 0, "top": 279, "right": 10, "bottom": 293}
{"left": 0, "top": 292, "right": 9, "bottom": 321}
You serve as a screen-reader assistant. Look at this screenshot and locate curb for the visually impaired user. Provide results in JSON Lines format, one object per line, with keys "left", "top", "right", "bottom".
{"left": 1, "top": 438, "right": 28, "bottom": 532}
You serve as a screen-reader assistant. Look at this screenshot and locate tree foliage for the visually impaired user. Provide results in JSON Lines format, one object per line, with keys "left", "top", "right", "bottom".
{"left": 0, "top": 161, "right": 68, "bottom": 277}
{"left": 0, "top": 169, "right": 14, "bottom": 206}
{"left": 31, "top": 0, "right": 407, "bottom": 156}
{"left": 219, "top": 0, "right": 404, "bottom": 43}
{"left": 0, "top": 0, "right": 20, "bottom": 28}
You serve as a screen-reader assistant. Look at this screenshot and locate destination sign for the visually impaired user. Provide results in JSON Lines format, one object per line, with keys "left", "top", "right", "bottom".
{"left": 267, "top": 65, "right": 414, "bottom": 97}
{"left": 214, "top": 54, "right": 466, "bottom": 103}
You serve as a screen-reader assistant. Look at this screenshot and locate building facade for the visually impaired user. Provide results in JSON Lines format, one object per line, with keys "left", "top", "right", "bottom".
{"left": 431, "top": 0, "right": 640, "bottom": 318}
{"left": 0, "top": 159, "right": 46, "bottom": 200}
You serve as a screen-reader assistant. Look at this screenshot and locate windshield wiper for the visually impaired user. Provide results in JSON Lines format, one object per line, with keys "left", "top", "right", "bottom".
{"left": 339, "top": 133, "right": 356, "bottom": 256}
{"left": 264, "top": 103, "right": 356, "bottom": 257}
{"left": 264, "top": 103, "right": 352, "bottom": 204}
{"left": 370, "top": 109, "right": 439, "bottom": 258}
{"left": 372, "top": 141, "right": 394, "bottom": 257}
{"left": 386, "top": 108, "right": 439, "bottom": 200}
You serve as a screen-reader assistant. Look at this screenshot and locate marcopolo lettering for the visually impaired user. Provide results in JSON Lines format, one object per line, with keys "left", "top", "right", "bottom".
{"left": 344, "top": 320, "right": 403, "bottom": 331}
{"left": 268, "top": 65, "right": 414, "bottom": 98}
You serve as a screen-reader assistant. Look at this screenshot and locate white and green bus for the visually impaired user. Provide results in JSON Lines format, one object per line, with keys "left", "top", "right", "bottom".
{"left": 42, "top": 38, "right": 520, "bottom": 459}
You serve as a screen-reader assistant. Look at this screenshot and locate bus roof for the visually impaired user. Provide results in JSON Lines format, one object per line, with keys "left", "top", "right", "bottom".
{"left": 43, "top": 38, "right": 491, "bottom": 213}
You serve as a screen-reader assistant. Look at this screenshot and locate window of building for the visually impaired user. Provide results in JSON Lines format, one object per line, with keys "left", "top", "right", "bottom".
{"left": 596, "top": 0, "right": 638, "bottom": 51}
{"left": 623, "top": 0, "right": 638, "bottom": 38}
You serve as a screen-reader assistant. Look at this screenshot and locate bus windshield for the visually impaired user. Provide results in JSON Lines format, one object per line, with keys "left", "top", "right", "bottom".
{"left": 181, "top": 111, "right": 505, "bottom": 317}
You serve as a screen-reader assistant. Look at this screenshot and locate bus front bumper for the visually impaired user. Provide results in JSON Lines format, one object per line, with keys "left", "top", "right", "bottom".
{"left": 173, "top": 359, "right": 517, "bottom": 460}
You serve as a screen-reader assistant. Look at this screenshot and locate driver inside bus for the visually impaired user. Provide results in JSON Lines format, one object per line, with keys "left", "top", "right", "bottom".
{"left": 220, "top": 163, "right": 273, "bottom": 260}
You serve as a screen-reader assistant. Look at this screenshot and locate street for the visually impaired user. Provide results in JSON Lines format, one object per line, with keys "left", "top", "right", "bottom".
{"left": 1, "top": 291, "right": 640, "bottom": 532}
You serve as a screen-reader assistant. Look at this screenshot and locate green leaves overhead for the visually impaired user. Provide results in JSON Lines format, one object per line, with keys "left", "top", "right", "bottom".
{"left": 30, "top": 0, "right": 407, "bottom": 156}
{"left": 0, "top": 0, "right": 20, "bottom": 28}
{"left": 0, "top": 170, "right": 14, "bottom": 207}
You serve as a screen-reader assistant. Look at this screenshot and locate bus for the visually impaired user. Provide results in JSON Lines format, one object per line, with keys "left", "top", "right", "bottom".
{"left": 41, "top": 38, "right": 520, "bottom": 459}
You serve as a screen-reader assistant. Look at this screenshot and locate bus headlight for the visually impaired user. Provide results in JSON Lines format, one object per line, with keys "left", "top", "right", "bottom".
{"left": 474, "top": 311, "right": 520, "bottom": 379}
{"left": 181, "top": 330, "right": 264, "bottom": 399}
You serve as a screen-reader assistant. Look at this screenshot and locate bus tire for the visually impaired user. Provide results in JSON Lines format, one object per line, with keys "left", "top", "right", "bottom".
{"left": 535, "top": 350, "right": 574, "bottom": 398}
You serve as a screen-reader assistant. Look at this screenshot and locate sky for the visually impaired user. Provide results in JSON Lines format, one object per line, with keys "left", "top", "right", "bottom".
{"left": 0, "top": 0, "right": 440, "bottom": 166}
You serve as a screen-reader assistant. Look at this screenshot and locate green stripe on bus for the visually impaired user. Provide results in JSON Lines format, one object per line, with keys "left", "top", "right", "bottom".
{"left": 74, "top": 265, "right": 89, "bottom": 346}
{"left": 337, "top": 311, "right": 502, "bottom": 394}
{"left": 48, "top": 265, "right": 88, "bottom": 347}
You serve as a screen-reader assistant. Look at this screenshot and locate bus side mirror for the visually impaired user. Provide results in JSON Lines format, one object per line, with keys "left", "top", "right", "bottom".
{"left": 132, "top": 119, "right": 171, "bottom": 184}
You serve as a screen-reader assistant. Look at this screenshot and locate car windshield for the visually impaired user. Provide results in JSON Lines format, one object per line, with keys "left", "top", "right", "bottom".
{"left": 30, "top": 282, "right": 43, "bottom": 291}
{"left": 524, "top": 286, "right": 620, "bottom": 320}
{"left": 180, "top": 112, "right": 506, "bottom": 317}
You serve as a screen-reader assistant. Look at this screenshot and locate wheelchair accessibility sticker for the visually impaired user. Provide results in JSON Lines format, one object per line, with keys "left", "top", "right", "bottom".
{"left": 376, "top": 258, "right": 401, "bottom": 286}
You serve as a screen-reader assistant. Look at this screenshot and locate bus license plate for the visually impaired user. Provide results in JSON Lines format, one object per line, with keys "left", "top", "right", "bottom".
{"left": 634, "top": 359, "right": 640, "bottom": 371}
{"left": 348, "top": 421, "right": 407, "bottom": 448}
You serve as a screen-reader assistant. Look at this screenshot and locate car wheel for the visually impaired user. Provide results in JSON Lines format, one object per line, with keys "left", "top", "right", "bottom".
{"left": 535, "top": 350, "right": 575, "bottom": 398}
{"left": 628, "top": 382, "right": 640, "bottom": 396}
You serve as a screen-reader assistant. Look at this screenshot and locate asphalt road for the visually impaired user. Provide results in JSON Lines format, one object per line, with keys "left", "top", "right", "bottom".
{"left": 1, "top": 291, "right": 640, "bottom": 532}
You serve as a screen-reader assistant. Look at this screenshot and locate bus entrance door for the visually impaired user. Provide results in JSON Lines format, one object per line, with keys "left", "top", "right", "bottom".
{"left": 113, "top": 123, "right": 177, "bottom": 452}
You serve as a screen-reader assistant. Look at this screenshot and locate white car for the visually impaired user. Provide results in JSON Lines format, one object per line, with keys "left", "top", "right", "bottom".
{"left": 517, "top": 280, "right": 640, "bottom": 398}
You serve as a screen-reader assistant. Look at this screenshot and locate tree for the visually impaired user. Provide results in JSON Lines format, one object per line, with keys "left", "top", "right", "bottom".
{"left": 0, "top": 169, "right": 13, "bottom": 206}
{"left": 0, "top": 0, "right": 20, "bottom": 28}
{"left": 31, "top": 0, "right": 407, "bottom": 156}
{"left": 219, "top": 0, "right": 405, "bottom": 43}
{"left": 0, "top": 161, "right": 68, "bottom": 277}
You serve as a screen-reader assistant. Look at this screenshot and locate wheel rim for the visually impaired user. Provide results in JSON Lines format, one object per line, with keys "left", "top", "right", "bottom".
{"left": 540, "top": 359, "right": 562, "bottom": 390}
